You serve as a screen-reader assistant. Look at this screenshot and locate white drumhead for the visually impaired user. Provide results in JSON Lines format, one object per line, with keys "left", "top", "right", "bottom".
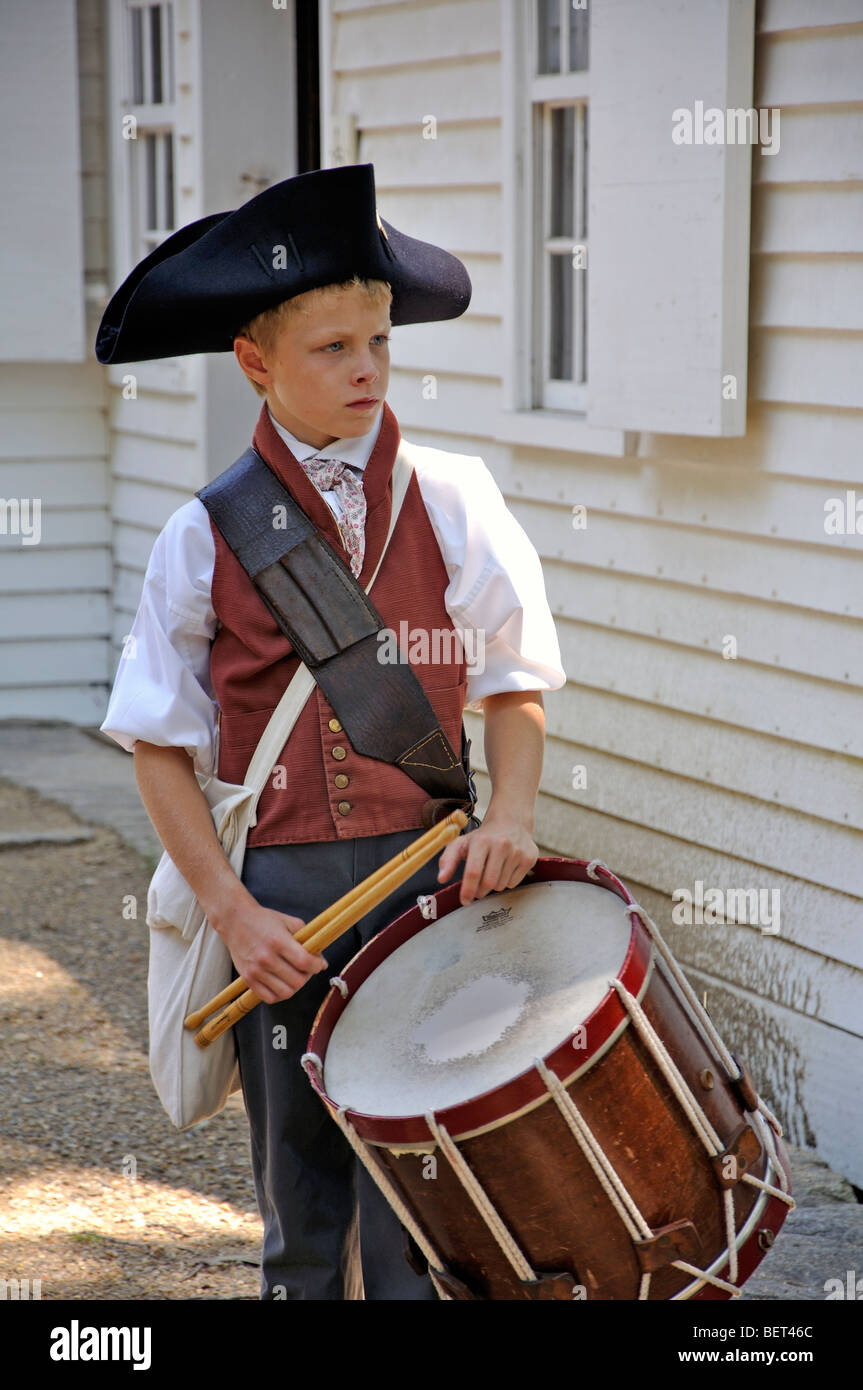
{"left": 323, "top": 879, "right": 632, "bottom": 1117}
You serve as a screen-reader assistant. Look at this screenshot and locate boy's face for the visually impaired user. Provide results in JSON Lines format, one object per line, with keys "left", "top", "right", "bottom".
{"left": 235, "top": 284, "right": 391, "bottom": 450}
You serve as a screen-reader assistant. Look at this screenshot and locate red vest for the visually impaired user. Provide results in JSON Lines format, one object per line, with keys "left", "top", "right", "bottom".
{"left": 209, "top": 402, "right": 468, "bottom": 846}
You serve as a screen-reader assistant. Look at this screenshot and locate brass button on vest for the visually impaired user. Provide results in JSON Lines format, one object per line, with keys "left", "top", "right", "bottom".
{"left": 337, "top": 801, "right": 352, "bottom": 815}
{"left": 328, "top": 718, "right": 342, "bottom": 733}
{"left": 331, "top": 745, "right": 347, "bottom": 760}
{"left": 334, "top": 773, "right": 349, "bottom": 789}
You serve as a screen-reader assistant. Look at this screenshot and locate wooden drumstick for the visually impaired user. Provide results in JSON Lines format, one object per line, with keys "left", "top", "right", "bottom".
{"left": 184, "top": 811, "right": 464, "bottom": 1032}
{"left": 184, "top": 977, "right": 247, "bottom": 1032}
{"left": 191, "top": 809, "right": 468, "bottom": 1048}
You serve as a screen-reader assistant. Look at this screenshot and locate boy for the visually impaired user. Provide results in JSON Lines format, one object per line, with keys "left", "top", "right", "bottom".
{"left": 98, "top": 164, "right": 566, "bottom": 1299}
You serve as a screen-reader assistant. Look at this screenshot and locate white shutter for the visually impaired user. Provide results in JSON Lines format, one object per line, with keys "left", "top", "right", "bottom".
{"left": 0, "top": 0, "right": 85, "bottom": 361}
{"left": 587, "top": 0, "right": 755, "bottom": 435}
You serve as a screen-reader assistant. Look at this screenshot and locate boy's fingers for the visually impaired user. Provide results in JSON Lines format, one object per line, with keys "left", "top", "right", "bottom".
{"left": 437, "top": 836, "right": 468, "bottom": 880}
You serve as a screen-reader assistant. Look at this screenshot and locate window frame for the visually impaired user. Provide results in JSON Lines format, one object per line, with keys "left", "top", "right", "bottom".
{"left": 497, "top": 0, "right": 628, "bottom": 454}
{"left": 105, "top": 0, "right": 199, "bottom": 385}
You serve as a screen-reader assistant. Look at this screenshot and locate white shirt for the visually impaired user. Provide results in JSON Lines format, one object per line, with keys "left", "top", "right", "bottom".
{"left": 100, "top": 405, "right": 567, "bottom": 774}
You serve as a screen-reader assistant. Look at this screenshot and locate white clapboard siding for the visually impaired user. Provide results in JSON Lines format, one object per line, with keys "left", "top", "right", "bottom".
{"left": 392, "top": 316, "right": 502, "bottom": 378}
{"left": 493, "top": 446, "right": 863, "bottom": 551}
{"left": 634, "top": 404, "right": 863, "bottom": 486}
{"left": 444, "top": 254, "right": 501, "bottom": 319}
{"left": 111, "top": 425, "right": 202, "bottom": 493}
{"left": 543, "top": 561, "right": 863, "bottom": 688}
{"left": 758, "top": 0, "right": 863, "bottom": 31}
{"left": 0, "top": 0, "right": 86, "bottom": 361}
{"left": 339, "top": 57, "right": 502, "bottom": 128}
{"left": 555, "top": 619, "right": 861, "bottom": 760}
{"left": 361, "top": 124, "right": 500, "bottom": 187}
{"left": 0, "top": 548, "right": 110, "bottom": 594}
{"left": 0, "top": 5, "right": 111, "bottom": 721}
{"left": 0, "top": 461, "right": 105, "bottom": 506}
{"left": 751, "top": 258, "right": 863, "bottom": 332}
{"left": 331, "top": 0, "right": 863, "bottom": 1185}
{"left": 543, "top": 680, "right": 863, "bottom": 833}
{"left": 757, "top": 28, "right": 863, "bottom": 104}
{"left": 750, "top": 329, "right": 863, "bottom": 411}
{"left": 753, "top": 112, "right": 863, "bottom": 184}
{"left": 522, "top": 798, "right": 863, "bottom": 972}
{"left": 331, "top": 0, "right": 499, "bottom": 69}
{"left": 0, "top": 686, "right": 108, "bottom": 724}
{"left": 0, "top": 639, "right": 109, "bottom": 687}
{"left": 387, "top": 367, "right": 500, "bottom": 437}
{"left": 0, "top": 593, "right": 108, "bottom": 642}
{"left": 753, "top": 187, "right": 863, "bottom": 255}
{"left": 514, "top": 499, "right": 863, "bottom": 622}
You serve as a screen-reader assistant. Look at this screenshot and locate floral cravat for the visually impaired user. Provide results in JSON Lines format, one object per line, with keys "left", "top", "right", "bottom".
{"left": 299, "top": 458, "right": 366, "bottom": 578}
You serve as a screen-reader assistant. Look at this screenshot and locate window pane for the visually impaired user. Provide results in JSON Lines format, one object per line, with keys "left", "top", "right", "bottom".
{"left": 550, "top": 253, "right": 573, "bottom": 379}
{"left": 581, "top": 105, "right": 589, "bottom": 239}
{"left": 165, "top": 3, "right": 175, "bottom": 102}
{"left": 551, "top": 107, "right": 575, "bottom": 238}
{"left": 537, "top": 0, "right": 560, "bottom": 74}
{"left": 581, "top": 267, "right": 588, "bottom": 383}
{"left": 131, "top": 6, "right": 143, "bottom": 104}
{"left": 568, "top": 3, "right": 590, "bottom": 72}
{"left": 145, "top": 133, "right": 157, "bottom": 229}
{"left": 164, "top": 133, "right": 174, "bottom": 229}
{"left": 151, "top": 4, "right": 163, "bottom": 103}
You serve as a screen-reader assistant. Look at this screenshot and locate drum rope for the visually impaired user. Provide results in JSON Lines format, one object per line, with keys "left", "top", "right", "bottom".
{"left": 299, "top": 1053, "right": 451, "bottom": 1293}
{"left": 614, "top": 907, "right": 795, "bottom": 1214}
{"left": 670, "top": 1263, "right": 741, "bottom": 1298}
{"left": 533, "top": 1056, "right": 652, "bottom": 1243}
{"left": 609, "top": 979, "right": 723, "bottom": 1155}
{"left": 744, "top": 1110, "right": 795, "bottom": 1206}
{"left": 619, "top": 900, "right": 795, "bottom": 1205}
{"left": 609, "top": 980, "right": 749, "bottom": 1292}
{"left": 723, "top": 1189, "right": 739, "bottom": 1284}
{"left": 534, "top": 1056, "right": 745, "bottom": 1298}
{"left": 424, "top": 1112, "right": 537, "bottom": 1284}
{"left": 623, "top": 900, "right": 740, "bottom": 1079}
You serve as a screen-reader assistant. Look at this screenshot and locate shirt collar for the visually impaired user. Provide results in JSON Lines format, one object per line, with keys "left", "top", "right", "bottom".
{"left": 266, "top": 402, "right": 384, "bottom": 471}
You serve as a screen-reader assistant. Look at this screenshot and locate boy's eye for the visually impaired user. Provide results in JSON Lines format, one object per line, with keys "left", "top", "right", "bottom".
{"left": 321, "top": 334, "right": 389, "bottom": 352}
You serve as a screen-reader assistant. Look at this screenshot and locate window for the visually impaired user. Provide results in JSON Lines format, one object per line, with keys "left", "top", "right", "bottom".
{"left": 125, "top": 1, "right": 177, "bottom": 260}
{"left": 532, "top": 0, "right": 589, "bottom": 411}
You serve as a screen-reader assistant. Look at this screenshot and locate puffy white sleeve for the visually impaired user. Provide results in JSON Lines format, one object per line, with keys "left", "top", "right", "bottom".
{"left": 100, "top": 500, "right": 220, "bottom": 775}
{"left": 412, "top": 449, "right": 568, "bottom": 706}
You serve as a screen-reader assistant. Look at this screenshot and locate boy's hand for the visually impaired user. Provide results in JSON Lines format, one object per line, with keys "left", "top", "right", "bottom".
{"left": 214, "top": 898, "right": 328, "bottom": 1004}
{"left": 436, "top": 810, "right": 538, "bottom": 907}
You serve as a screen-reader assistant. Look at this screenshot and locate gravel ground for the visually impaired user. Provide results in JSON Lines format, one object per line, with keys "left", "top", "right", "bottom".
{"left": 1, "top": 753, "right": 859, "bottom": 1305}
{"left": 0, "top": 776, "right": 260, "bottom": 1301}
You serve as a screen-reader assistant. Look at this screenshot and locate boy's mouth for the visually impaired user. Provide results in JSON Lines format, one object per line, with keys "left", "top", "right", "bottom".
{"left": 347, "top": 397, "right": 379, "bottom": 410}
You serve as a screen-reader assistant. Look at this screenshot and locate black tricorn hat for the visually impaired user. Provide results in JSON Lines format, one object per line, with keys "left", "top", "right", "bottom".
{"left": 95, "top": 163, "right": 471, "bottom": 364}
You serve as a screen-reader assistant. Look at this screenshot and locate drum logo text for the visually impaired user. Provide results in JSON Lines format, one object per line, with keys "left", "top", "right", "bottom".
{"left": 477, "top": 906, "right": 513, "bottom": 932}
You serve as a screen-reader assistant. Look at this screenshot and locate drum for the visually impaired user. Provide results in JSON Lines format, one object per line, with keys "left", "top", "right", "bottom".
{"left": 303, "top": 857, "right": 794, "bottom": 1300}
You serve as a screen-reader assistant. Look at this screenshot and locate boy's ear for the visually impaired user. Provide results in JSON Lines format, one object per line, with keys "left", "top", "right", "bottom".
{"left": 233, "top": 335, "right": 268, "bottom": 388}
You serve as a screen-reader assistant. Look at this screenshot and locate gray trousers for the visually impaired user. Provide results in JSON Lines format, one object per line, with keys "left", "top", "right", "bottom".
{"left": 234, "top": 818, "right": 478, "bottom": 1300}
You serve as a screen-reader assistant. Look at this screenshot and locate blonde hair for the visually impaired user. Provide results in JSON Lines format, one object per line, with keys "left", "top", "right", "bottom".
{"left": 234, "top": 275, "right": 392, "bottom": 398}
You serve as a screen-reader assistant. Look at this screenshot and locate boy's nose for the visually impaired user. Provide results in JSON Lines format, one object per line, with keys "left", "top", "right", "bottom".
{"left": 353, "top": 354, "right": 379, "bottom": 382}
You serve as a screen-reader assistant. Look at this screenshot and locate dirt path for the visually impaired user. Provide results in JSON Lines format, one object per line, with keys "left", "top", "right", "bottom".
{"left": 0, "top": 777, "right": 260, "bottom": 1300}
